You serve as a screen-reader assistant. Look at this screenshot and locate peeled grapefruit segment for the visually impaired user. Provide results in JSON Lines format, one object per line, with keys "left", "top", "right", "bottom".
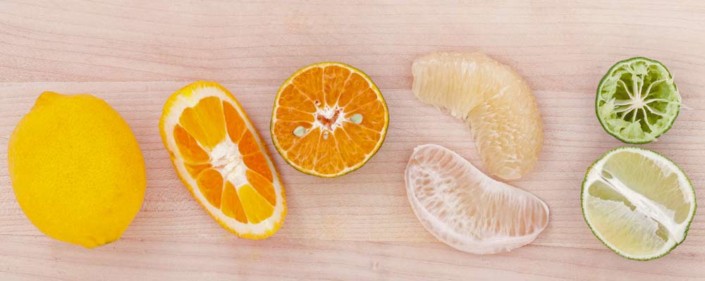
{"left": 405, "top": 144, "right": 549, "bottom": 254}
{"left": 412, "top": 52, "right": 543, "bottom": 180}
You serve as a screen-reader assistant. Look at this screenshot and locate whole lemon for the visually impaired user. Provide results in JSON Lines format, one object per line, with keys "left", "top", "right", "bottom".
{"left": 8, "top": 92, "right": 146, "bottom": 248}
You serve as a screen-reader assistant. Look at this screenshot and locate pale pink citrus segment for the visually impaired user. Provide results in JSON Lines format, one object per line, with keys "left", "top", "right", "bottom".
{"left": 405, "top": 144, "right": 549, "bottom": 254}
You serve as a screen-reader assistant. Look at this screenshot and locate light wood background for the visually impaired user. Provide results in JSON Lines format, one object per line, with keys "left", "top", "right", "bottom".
{"left": 1, "top": 0, "right": 705, "bottom": 280}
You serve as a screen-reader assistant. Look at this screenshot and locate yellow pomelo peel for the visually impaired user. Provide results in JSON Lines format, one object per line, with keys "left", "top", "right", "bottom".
{"left": 8, "top": 92, "right": 146, "bottom": 248}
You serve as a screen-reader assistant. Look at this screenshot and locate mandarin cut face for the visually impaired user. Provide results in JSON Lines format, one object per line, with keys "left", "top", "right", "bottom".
{"left": 271, "top": 63, "right": 389, "bottom": 177}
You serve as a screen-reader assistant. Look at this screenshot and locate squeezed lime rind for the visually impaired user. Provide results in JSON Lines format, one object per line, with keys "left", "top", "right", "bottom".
{"left": 595, "top": 57, "right": 680, "bottom": 144}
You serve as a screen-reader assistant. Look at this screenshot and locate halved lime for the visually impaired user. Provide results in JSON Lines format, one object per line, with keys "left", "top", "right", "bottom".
{"left": 596, "top": 57, "right": 680, "bottom": 143}
{"left": 581, "top": 147, "right": 696, "bottom": 260}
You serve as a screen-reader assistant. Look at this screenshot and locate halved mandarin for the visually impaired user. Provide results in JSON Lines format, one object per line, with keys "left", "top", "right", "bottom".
{"left": 271, "top": 62, "right": 389, "bottom": 177}
{"left": 159, "top": 81, "right": 286, "bottom": 239}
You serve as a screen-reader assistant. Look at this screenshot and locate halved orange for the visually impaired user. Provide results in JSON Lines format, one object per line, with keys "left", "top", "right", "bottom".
{"left": 271, "top": 62, "right": 389, "bottom": 177}
{"left": 159, "top": 81, "right": 286, "bottom": 239}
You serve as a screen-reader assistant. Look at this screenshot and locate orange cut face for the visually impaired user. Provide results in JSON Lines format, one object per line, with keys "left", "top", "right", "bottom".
{"left": 271, "top": 63, "right": 389, "bottom": 177}
{"left": 160, "top": 81, "right": 286, "bottom": 239}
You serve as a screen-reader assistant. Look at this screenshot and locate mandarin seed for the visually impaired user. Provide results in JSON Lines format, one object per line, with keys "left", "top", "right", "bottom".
{"left": 349, "top": 113, "right": 363, "bottom": 124}
{"left": 293, "top": 126, "right": 306, "bottom": 137}
{"left": 323, "top": 131, "right": 329, "bottom": 140}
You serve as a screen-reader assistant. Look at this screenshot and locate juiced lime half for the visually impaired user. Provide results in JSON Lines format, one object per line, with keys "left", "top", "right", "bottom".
{"left": 581, "top": 147, "right": 696, "bottom": 260}
{"left": 596, "top": 57, "right": 680, "bottom": 143}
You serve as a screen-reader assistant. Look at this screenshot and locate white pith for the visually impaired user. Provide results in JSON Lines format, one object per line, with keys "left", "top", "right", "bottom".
{"left": 582, "top": 147, "right": 695, "bottom": 259}
{"left": 314, "top": 105, "right": 348, "bottom": 133}
{"left": 211, "top": 141, "right": 248, "bottom": 187}
{"left": 162, "top": 85, "right": 285, "bottom": 236}
{"left": 608, "top": 68, "right": 672, "bottom": 129}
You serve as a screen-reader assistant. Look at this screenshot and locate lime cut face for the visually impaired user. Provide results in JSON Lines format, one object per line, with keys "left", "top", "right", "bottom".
{"left": 581, "top": 147, "right": 696, "bottom": 260}
{"left": 596, "top": 57, "right": 680, "bottom": 143}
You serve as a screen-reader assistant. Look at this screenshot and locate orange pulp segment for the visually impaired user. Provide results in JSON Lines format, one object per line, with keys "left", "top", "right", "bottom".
{"left": 160, "top": 81, "right": 286, "bottom": 239}
{"left": 271, "top": 62, "right": 389, "bottom": 177}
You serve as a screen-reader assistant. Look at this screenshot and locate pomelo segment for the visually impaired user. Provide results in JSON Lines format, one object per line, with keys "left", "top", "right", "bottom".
{"left": 405, "top": 144, "right": 549, "bottom": 254}
{"left": 412, "top": 52, "right": 543, "bottom": 180}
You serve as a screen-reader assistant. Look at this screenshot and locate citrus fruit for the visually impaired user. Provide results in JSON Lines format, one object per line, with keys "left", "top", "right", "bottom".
{"left": 159, "top": 81, "right": 286, "bottom": 239}
{"left": 412, "top": 52, "right": 543, "bottom": 180}
{"left": 581, "top": 147, "right": 696, "bottom": 260}
{"left": 596, "top": 57, "right": 681, "bottom": 144}
{"left": 8, "top": 92, "right": 146, "bottom": 248}
{"left": 405, "top": 144, "right": 550, "bottom": 254}
{"left": 271, "top": 62, "right": 389, "bottom": 177}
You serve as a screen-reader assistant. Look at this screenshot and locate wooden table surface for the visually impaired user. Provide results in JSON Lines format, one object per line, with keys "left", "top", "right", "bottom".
{"left": 2, "top": 1, "right": 705, "bottom": 280}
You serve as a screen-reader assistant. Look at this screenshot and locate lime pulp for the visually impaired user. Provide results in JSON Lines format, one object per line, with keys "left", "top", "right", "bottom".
{"left": 581, "top": 147, "right": 696, "bottom": 260}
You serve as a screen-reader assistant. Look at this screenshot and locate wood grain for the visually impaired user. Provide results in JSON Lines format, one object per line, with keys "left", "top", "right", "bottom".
{"left": 1, "top": 0, "right": 705, "bottom": 280}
